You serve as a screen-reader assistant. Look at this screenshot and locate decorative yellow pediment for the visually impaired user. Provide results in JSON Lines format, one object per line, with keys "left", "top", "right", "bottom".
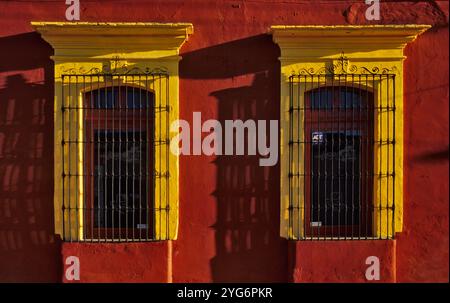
{"left": 271, "top": 25, "right": 431, "bottom": 60}
{"left": 31, "top": 22, "right": 193, "bottom": 61}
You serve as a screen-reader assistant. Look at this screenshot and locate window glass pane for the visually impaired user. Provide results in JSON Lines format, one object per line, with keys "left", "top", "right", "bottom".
{"left": 89, "top": 87, "right": 118, "bottom": 109}
{"left": 310, "top": 131, "right": 361, "bottom": 226}
{"left": 126, "top": 88, "right": 153, "bottom": 109}
{"left": 93, "top": 130, "right": 149, "bottom": 229}
{"left": 86, "top": 87, "right": 154, "bottom": 109}
{"left": 309, "top": 87, "right": 368, "bottom": 110}
{"left": 339, "top": 88, "right": 365, "bottom": 109}
{"left": 310, "top": 89, "right": 333, "bottom": 109}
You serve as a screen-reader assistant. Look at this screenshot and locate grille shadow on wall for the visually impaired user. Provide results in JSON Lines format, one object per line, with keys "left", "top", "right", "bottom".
{"left": 181, "top": 34, "right": 287, "bottom": 282}
{"left": 0, "top": 32, "right": 61, "bottom": 282}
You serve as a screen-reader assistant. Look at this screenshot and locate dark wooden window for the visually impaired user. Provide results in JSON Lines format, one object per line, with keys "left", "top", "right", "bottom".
{"left": 84, "top": 86, "right": 154, "bottom": 240}
{"left": 304, "top": 86, "right": 374, "bottom": 238}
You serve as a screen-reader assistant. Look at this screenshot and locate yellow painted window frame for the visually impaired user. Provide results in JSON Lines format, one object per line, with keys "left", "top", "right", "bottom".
{"left": 272, "top": 25, "right": 430, "bottom": 240}
{"left": 32, "top": 22, "right": 193, "bottom": 241}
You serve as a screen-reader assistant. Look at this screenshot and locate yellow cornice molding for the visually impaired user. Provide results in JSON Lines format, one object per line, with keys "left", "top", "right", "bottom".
{"left": 271, "top": 25, "right": 431, "bottom": 60}
{"left": 31, "top": 22, "right": 194, "bottom": 59}
{"left": 271, "top": 24, "right": 431, "bottom": 37}
{"left": 31, "top": 22, "right": 193, "bottom": 36}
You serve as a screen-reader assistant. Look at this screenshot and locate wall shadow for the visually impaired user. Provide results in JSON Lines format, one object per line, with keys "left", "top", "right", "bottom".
{"left": 181, "top": 35, "right": 288, "bottom": 282}
{"left": 413, "top": 148, "right": 449, "bottom": 163}
{"left": 0, "top": 32, "right": 61, "bottom": 282}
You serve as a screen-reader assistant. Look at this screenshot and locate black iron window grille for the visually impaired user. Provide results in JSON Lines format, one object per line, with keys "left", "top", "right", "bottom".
{"left": 60, "top": 70, "right": 170, "bottom": 242}
{"left": 288, "top": 72, "right": 396, "bottom": 240}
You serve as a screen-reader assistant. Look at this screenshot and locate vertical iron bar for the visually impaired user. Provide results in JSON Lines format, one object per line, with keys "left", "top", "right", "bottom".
{"left": 145, "top": 75, "right": 150, "bottom": 241}
{"left": 61, "top": 75, "right": 66, "bottom": 241}
{"left": 365, "top": 75, "right": 370, "bottom": 238}
{"left": 309, "top": 74, "right": 313, "bottom": 241}
{"left": 89, "top": 75, "right": 94, "bottom": 242}
{"left": 159, "top": 75, "right": 162, "bottom": 240}
{"left": 330, "top": 74, "right": 334, "bottom": 239}
{"left": 75, "top": 75, "right": 79, "bottom": 241}
{"left": 139, "top": 75, "right": 143, "bottom": 241}
{"left": 104, "top": 79, "right": 108, "bottom": 241}
{"left": 323, "top": 76, "right": 329, "bottom": 238}
{"left": 296, "top": 75, "right": 299, "bottom": 239}
{"left": 152, "top": 74, "right": 156, "bottom": 240}
{"left": 344, "top": 76, "right": 348, "bottom": 240}
{"left": 351, "top": 74, "right": 355, "bottom": 239}
{"left": 132, "top": 81, "right": 136, "bottom": 241}
{"left": 392, "top": 75, "right": 396, "bottom": 238}
{"left": 288, "top": 76, "right": 293, "bottom": 239}
{"left": 94, "top": 75, "right": 99, "bottom": 242}
{"left": 358, "top": 74, "right": 362, "bottom": 240}
{"left": 82, "top": 76, "right": 87, "bottom": 241}
{"left": 110, "top": 75, "right": 114, "bottom": 241}
{"left": 299, "top": 75, "right": 303, "bottom": 239}
{"left": 378, "top": 74, "right": 382, "bottom": 239}
{"left": 317, "top": 75, "right": 321, "bottom": 240}
{"left": 337, "top": 74, "right": 341, "bottom": 239}
{"left": 323, "top": 76, "right": 328, "bottom": 240}
{"left": 118, "top": 76, "right": 122, "bottom": 241}
{"left": 371, "top": 74, "right": 375, "bottom": 239}
{"left": 125, "top": 77, "right": 129, "bottom": 241}
{"left": 97, "top": 75, "right": 101, "bottom": 241}
{"left": 68, "top": 76, "right": 72, "bottom": 242}
{"left": 166, "top": 74, "right": 170, "bottom": 240}
{"left": 380, "top": 76, "right": 391, "bottom": 239}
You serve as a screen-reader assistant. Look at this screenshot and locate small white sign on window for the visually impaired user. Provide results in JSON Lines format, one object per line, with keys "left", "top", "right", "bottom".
{"left": 310, "top": 221, "right": 322, "bottom": 227}
{"left": 312, "top": 132, "right": 324, "bottom": 144}
{"left": 137, "top": 224, "right": 148, "bottom": 229}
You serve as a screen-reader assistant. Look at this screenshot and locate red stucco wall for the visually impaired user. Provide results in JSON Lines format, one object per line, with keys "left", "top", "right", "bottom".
{"left": 61, "top": 242, "right": 169, "bottom": 282}
{"left": 288, "top": 241, "right": 396, "bottom": 282}
{"left": 0, "top": 0, "right": 448, "bottom": 283}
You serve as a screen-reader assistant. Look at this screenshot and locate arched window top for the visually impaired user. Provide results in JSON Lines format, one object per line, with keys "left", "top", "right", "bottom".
{"left": 306, "top": 86, "right": 373, "bottom": 110}
{"left": 85, "top": 86, "right": 154, "bottom": 109}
